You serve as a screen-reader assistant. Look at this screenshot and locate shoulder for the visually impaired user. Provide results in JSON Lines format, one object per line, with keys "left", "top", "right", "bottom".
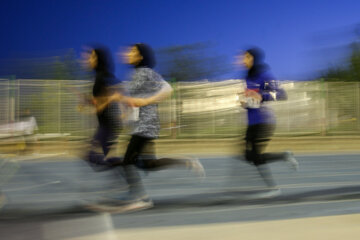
{"left": 135, "top": 67, "right": 153, "bottom": 75}
{"left": 139, "top": 68, "right": 164, "bottom": 81}
{"left": 259, "top": 70, "right": 276, "bottom": 81}
{"left": 132, "top": 67, "right": 152, "bottom": 80}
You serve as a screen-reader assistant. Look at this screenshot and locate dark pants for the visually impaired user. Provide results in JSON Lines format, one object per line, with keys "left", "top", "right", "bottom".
{"left": 87, "top": 103, "right": 122, "bottom": 169}
{"left": 88, "top": 126, "right": 120, "bottom": 164}
{"left": 124, "top": 135, "right": 187, "bottom": 169}
{"left": 122, "top": 135, "right": 189, "bottom": 198}
{"left": 245, "top": 124, "right": 286, "bottom": 166}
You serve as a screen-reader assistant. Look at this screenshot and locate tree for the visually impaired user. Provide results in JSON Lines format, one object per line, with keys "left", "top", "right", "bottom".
{"left": 157, "top": 42, "right": 231, "bottom": 82}
{"left": 320, "top": 25, "right": 360, "bottom": 82}
{"left": 0, "top": 49, "right": 91, "bottom": 80}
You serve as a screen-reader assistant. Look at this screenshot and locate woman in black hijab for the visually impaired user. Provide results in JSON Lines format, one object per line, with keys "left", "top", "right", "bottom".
{"left": 237, "top": 47, "right": 298, "bottom": 196}
{"left": 84, "top": 46, "right": 122, "bottom": 170}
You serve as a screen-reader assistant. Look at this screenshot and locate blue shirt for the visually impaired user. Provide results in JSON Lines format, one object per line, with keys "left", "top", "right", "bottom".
{"left": 245, "top": 71, "right": 287, "bottom": 125}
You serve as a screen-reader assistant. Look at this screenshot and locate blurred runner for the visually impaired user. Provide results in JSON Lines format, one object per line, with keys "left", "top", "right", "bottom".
{"left": 236, "top": 47, "right": 298, "bottom": 197}
{"left": 82, "top": 46, "right": 123, "bottom": 171}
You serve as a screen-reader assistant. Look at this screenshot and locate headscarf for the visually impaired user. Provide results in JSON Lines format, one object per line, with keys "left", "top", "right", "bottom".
{"left": 133, "top": 43, "right": 156, "bottom": 69}
{"left": 246, "top": 47, "right": 268, "bottom": 79}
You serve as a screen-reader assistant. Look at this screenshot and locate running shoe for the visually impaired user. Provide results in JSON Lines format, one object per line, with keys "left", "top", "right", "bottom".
{"left": 247, "top": 188, "right": 282, "bottom": 199}
{"left": 87, "top": 197, "right": 153, "bottom": 213}
{"left": 285, "top": 151, "right": 299, "bottom": 171}
{"left": 188, "top": 158, "right": 206, "bottom": 179}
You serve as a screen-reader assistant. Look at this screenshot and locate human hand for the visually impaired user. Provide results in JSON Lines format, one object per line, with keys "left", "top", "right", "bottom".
{"left": 245, "top": 90, "right": 262, "bottom": 101}
{"left": 240, "top": 100, "right": 247, "bottom": 108}
{"left": 124, "top": 97, "right": 148, "bottom": 107}
{"left": 110, "top": 92, "right": 122, "bottom": 102}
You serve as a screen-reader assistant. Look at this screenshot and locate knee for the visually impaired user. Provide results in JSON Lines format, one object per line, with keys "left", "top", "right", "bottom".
{"left": 245, "top": 150, "right": 265, "bottom": 166}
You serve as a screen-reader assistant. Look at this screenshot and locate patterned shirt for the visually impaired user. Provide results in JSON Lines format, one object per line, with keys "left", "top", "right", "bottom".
{"left": 127, "top": 67, "right": 169, "bottom": 138}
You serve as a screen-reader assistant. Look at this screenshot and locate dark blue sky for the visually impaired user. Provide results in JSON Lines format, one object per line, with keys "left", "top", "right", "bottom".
{"left": 1, "top": 0, "right": 360, "bottom": 80}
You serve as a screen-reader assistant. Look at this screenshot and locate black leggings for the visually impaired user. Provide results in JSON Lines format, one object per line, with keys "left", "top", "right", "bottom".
{"left": 122, "top": 135, "right": 190, "bottom": 198}
{"left": 245, "top": 124, "right": 286, "bottom": 166}
{"left": 123, "top": 135, "right": 188, "bottom": 170}
{"left": 87, "top": 103, "right": 122, "bottom": 168}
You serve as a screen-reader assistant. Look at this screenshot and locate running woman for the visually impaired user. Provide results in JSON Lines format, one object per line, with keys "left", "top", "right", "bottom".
{"left": 103, "top": 43, "right": 205, "bottom": 212}
{"left": 83, "top": 46, "right": 123, "bottom": 171}
{"left": 237, "top": 47, "right": 298, "bottom": 196}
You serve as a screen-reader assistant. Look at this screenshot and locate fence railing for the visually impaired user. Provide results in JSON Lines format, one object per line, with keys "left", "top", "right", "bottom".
{"left": 0, "top": 79, "right": 359, "bottom": 139}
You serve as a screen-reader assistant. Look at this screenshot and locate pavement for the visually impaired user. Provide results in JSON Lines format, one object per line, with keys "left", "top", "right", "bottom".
{"left": 3, "top": 135, "right": 360, "bottom": 156}
{"left": 0, "top": 151, "right": 360, "bottom": 239}
{"left": 69, "top": 214, "right": 360, "bottom": 240}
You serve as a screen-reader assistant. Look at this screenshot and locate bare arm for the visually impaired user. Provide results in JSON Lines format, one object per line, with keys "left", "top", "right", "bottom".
{"left": 127, "top": 81, "right": 173, "bottom": 107}
{"left": 93, "top": 93, "right": 124, "bottom": 112}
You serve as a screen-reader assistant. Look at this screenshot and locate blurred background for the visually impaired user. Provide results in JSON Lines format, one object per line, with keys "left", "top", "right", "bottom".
{"left": 1, "top": 1, "right": 360, "bottom": 239}
{"left": 1, "top": 40, "right": 360, "bottom": 153}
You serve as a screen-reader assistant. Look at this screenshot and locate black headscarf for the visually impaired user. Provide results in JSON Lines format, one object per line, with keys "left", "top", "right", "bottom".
{"left": 91, "top": 45, "right": 117, "bottom": 97}
{"left": 92, "top": 46, "right": 115, "bottom": 75}
{"left": 246, "top": 47, "right": 268, "bottom": 79}
{"left": 133, "top": 43, "right": 156, "bottom": 69}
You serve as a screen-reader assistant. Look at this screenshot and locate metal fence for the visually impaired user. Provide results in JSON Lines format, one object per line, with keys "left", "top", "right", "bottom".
{"left": 0, "top": 78, "right": 359, "bottom": 139}
{"left": 0, "top": 79, "right": 96, "bottom": 138}
{"left": 176, "top": 80, "right": 360, "bottom": 137}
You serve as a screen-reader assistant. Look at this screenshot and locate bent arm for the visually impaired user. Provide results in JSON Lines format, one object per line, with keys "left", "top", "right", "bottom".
{"left": 261, "top": 80, "right": 287, "bottom": 102}
{"left": 129, "top": 81, "right": 173, "bottom": 107}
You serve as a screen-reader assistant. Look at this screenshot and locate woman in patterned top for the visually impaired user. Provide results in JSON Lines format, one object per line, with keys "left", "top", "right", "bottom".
{"left": 104, "top": 43, "right": 205, "bottom": 212}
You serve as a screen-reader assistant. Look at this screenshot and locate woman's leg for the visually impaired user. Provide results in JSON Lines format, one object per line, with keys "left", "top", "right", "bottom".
{"left": 245, "top": 124, "right": 277, "bottom": 188}
{"left": 87, "top": 126, "right": 109, "bottom": 167}
{"left": 135, "top": 140, "right": 205, "bottom": 176}
{"left": 122, "top": 135, "right": 149, "bottom": 199}
{"left": 258, "top": 124, "right": 298, "bottom": 170}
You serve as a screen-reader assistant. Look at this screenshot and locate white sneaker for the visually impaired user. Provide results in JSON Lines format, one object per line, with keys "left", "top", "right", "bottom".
{"left": 188, "top": 158, "right": 206, "bottom": 179}
{"left": 86, "top": 198, "right": 153, "bottom": 213}
{"left": 118, "top": 199, "right": 154, "bottom": 213}
{"left": 285, "top": 151, "right": 298, "bottom": 171}
{"left": 251, "top": 188, "right": 282, "bottom": 199}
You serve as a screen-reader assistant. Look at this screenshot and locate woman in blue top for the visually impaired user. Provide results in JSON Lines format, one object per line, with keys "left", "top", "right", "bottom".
{"left": 239, "top": 47, "right": 298, "bottom": 193}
